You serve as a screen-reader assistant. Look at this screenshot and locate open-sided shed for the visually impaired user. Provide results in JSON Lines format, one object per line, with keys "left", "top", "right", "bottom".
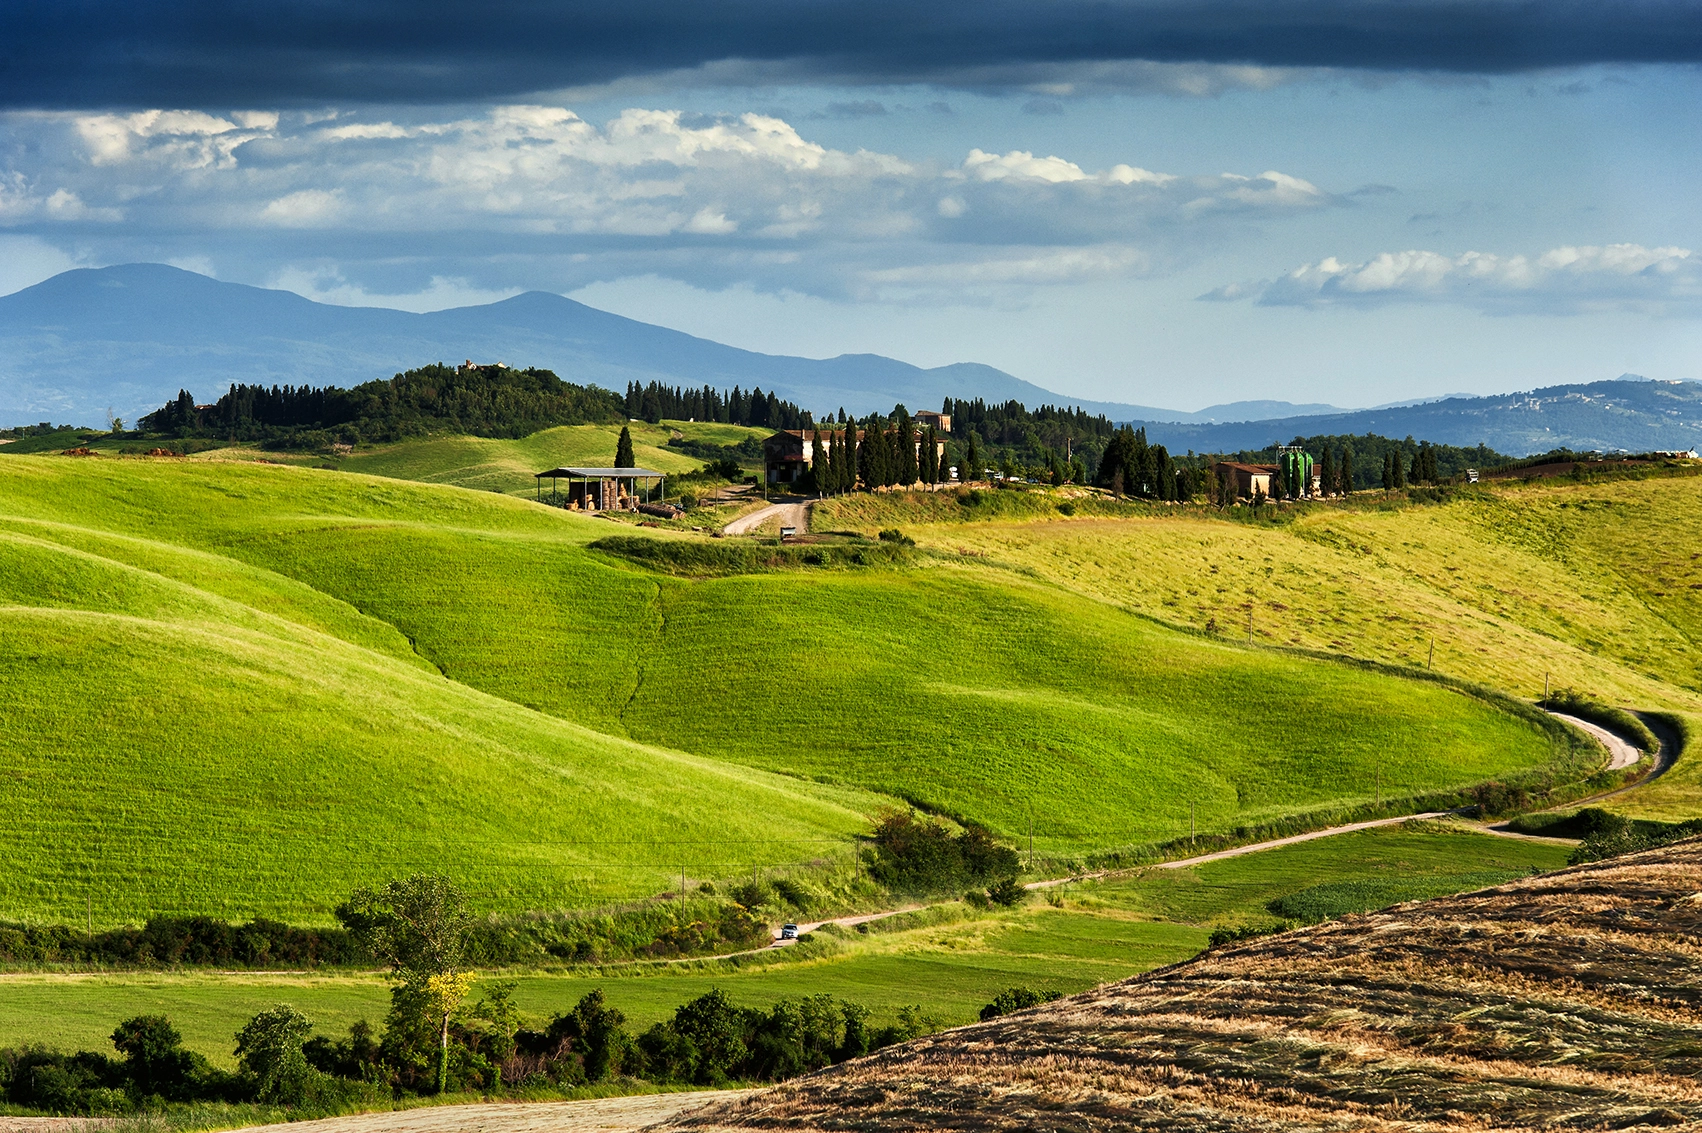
{"left": 534, "top": 466, "right": 665, "bottom": 511}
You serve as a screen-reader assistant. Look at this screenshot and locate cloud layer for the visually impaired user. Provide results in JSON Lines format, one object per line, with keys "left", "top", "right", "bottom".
{"left": 4, "top": 1, "right": 1702, "bottom": 108}
{"left": 0, "top": 104, "right": 1331, "bottom": 301}
{"left": 1207, "top": 245, "right": 1701, "bottom": 313}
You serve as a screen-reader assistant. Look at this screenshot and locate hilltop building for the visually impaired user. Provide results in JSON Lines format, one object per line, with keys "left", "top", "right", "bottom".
{"left": 914, "top": 410, "right": 951, "bottom": 433}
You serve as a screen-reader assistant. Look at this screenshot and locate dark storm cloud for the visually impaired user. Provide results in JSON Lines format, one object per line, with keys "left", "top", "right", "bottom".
{"left": 4, "top": 0, "right": 1702, "bottom": 108}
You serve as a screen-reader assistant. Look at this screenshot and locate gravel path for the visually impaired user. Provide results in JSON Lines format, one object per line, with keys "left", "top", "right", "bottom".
{"left": 721, "top": 501, "right": 809, "bottom": 536}
{"left": 1548, "top": 710, "right": 1643, "bottom": 770}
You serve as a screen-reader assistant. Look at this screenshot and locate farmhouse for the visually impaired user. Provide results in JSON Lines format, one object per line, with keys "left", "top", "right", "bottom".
{"left": 914, "top": 410, "right": 951, "bottom": 433}
{"left": 762, "top": 429, "right": 949, "bottom": 485}
{"left": 533, "top": 466, "right": 665, "bottom": 511}
{"left": 1212, "top": 461, "right": 1279, "bottom": 499}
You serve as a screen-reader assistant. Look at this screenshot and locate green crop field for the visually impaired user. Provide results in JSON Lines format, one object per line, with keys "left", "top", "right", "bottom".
{"left": 0, "top": 454, "right": 1578, "bottom": 927}
{"left": 0, "top": 823, "right": 1568, "bottom": 1066}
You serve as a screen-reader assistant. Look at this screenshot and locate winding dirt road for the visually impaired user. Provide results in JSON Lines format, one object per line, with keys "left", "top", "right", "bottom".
{"left": 1548, "top": 710, "right": 1643, "bottom": 770}
{"left": 721, "top": 501, "right": 809, "bottom": 536}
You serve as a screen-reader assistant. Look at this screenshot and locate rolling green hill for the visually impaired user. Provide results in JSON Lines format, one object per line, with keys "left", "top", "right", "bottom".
{"left": 332, "top": 420, "right": 766, "bottom": 495}
{"left": 0, "top": 454, "right": 1576, "bottom": 923}
{"left": 817, "top": 475, "right": 1702, "bottom": 816}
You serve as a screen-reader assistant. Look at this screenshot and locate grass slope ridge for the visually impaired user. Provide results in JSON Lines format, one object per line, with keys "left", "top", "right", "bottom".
{"left": 674, "top": 839, "right": 1702, "bottom": 1133}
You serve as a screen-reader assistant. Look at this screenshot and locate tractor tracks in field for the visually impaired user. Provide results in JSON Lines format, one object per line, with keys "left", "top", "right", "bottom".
{"left": 615, "top": 579, "right": 668, "bottom": 735}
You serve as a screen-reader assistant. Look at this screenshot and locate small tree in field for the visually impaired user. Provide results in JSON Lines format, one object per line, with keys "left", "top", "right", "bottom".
{"left": 337, "top": 875, "right": 472, "bottom": 1094}
{"left": 614, "top": 426, "right": 636, "bottom": 468}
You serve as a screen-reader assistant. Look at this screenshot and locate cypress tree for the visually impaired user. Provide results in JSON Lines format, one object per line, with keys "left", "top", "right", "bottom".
{"left": 1340, "top": 446, "right": 1354, "bottom": 494}
{"left": 1319, "top": 446, "right": 1335, "bottom": 498}
{"left": 964, "top": 433, "right": 981, "bottom": 483}
{"left": 1381, "top": 452, "right": 1394, "bottom": 490}
{"left": 1129, "top": 428, "right": 1152, "bottom": 497}
{"left": 809, "top": 428, "right": 825, "bottom": 492}
{"left": 920, "top": 426, "right": 939, "bottom": 485}
{"left": 878, "top": 424, "right": 897, "bottom": 487}
{"left": 614, "top": 425, "right": 635, "bottom": 468}
{"left": 895, "top": 407, "right": 918, "bottom": 485}
{"left": 857, "top": 423, "right": 875, "bottom": 489}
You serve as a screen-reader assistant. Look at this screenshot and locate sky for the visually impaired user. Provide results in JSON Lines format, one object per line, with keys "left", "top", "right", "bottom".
{"left": 2, "top": 1, "right": 1701, "bottom": 412}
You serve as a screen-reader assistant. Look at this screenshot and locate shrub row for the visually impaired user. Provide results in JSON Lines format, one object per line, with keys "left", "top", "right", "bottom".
{"left": 589, "top": 534, "right": 909, "bottom": 575}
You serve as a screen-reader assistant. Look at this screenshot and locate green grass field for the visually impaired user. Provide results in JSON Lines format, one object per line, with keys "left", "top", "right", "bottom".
{"left": 0, "top": 454, "right": 1575, "bottom": 926}
{"left": 0, "top": 823, "right": 1569, "bottom": 1066}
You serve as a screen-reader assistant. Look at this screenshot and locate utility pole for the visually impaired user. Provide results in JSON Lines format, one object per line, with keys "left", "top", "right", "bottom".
{"left": 1544, "top": 671, "right": 1550, "bottom": 706}
{"left": 1376, "top": 766, "right": 1382, "bottom": 809}
{"left": 1028, "top": 811, "right": 1034, "bottom": 871}
{"left": 1190, "top": 801, "right": 1195, "bottom": 845}
{"left": 1247, "top": 606, "right": 1254, "bottom": 643}
{"left": 1428, "top": 635, "right": 1435, "bottom": 670}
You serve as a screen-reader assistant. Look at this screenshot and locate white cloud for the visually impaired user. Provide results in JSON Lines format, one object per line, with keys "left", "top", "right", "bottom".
{"left": 74, "top": 109, "right": 274, "bottom": 168}
{"left": 268, "top": 266, "right": 524, "bottom": 312}
{"left": 260, "top": 189, "right": 344, "bottom": 226}
{"left": 0, "top": 103, "right": 1336, "bottom": 302}
{"left": 962, "top": 149, "right": 1176, "bottom": 187}
{"left": 1228, "top": 243, "right": 1700, "bottom": 312}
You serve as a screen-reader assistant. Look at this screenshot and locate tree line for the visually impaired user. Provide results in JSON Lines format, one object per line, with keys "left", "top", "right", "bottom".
{"left": 138, "top": 364, "right": 625, "bottom": 447}
{"left": 1093, "top": 425, "right": 1199, "bottom": 500}
{"left": 942, "top": 397, "right": 1117, "bottom": 479}
{"left": 0, "top": 873, "right": 1047, "bottom": 1116}
{"left": 623, "top": 381, "right": 814, "bottom": 430}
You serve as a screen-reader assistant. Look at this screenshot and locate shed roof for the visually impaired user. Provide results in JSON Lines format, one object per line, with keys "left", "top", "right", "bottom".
{"left": 534, "top": 466, "right": 665, "bottom": 478}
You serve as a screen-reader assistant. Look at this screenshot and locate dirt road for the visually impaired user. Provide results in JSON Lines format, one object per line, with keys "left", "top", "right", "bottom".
{"left": 721, "top": 501, "right": 809, "bottom": 536}
{"left": 1549, "top": 710, "right": 1643, "bottom": 770}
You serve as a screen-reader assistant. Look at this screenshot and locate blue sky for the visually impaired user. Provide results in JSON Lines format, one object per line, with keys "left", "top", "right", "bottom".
{"left": 2, "top": 2, "right": 1700, "bottom": 411}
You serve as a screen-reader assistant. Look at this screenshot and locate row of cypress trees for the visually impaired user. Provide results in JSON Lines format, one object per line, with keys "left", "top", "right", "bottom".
{"left": 1094, "top": 425, "right": 1185, "bottom": 500}
{"left": 1380, "top": 442, "right": 1440, "bottom": 489}
{"left": 806, "top": 415, "right": 948, "bottom": 493}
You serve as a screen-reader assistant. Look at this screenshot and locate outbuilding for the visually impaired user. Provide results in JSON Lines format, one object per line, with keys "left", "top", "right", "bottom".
{"left": 534, "top": 466, "right": 665, "bottom": 511}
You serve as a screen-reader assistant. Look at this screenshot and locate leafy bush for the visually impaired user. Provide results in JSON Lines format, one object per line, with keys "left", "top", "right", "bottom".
{"left": 1505, "top": 807, "right": 1629, "bottom": 839}
{"left": 1570, "top": 818, "right": 1702, "bottom": 865}
{"left": 877, "top": 528, "right": 915, "bottom": 545}
{"left": 0, "top": 915, "right": 364, "bottom": 967}
{"left": 235, "top": 1005, "right": 322, "bottom": 1105}
{"left": 986, "top": 877, "right": 1026, "bottom": 907}
{"left": 589, "top": 534, "right": 908, "bottom": 576}
{"left": 866, "top": 811, "right": 1020, "bottom": 895}
{"left": 637, "top": 990, "right": 929, "bottom": 1085}
{"left": 978, "top": 987, "right": 1062, "bottom": 1022}
{"left": 1207, "top": 924, "right": 1285, "bottom": 948}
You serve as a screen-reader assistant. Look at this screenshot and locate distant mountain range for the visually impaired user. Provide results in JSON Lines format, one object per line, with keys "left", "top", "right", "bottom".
{"left": 1, "top": 264, "right": 1697, "bottom": 454}
{"left": 1132, "top": 379, "right": 1702, "bottom": 456}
